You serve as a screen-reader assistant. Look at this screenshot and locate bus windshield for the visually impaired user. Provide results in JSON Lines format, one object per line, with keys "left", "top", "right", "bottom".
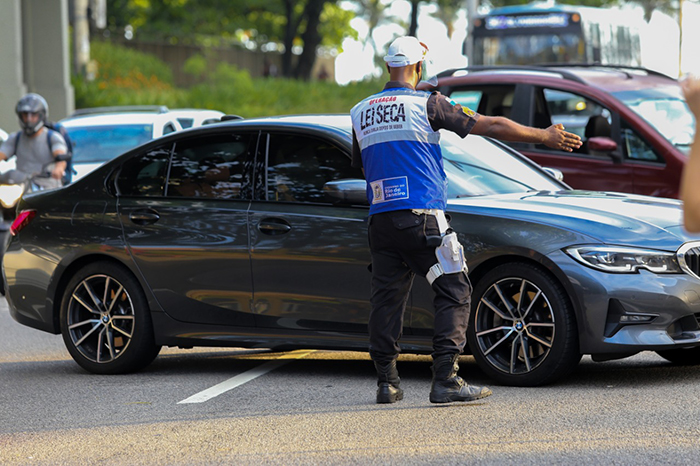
{"left": 472, "top": 4, "right": 642, "bottom": 67}
{"left": 475, "top": 33, "right": 584, "bottom": 65}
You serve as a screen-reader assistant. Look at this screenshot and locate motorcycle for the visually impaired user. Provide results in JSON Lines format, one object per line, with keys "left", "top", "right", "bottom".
{"left": 0, "top": 164, "right": 59, "bottom": 223}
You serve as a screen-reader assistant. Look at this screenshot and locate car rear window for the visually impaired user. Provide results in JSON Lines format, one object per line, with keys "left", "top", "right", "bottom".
{"left": 67, "top": 124, "right": 153, "bottom": 163}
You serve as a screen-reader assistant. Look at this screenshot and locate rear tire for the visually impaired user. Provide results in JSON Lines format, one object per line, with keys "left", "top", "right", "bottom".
{"left": 59, "top": 261, "right": 161, "bottom": 374}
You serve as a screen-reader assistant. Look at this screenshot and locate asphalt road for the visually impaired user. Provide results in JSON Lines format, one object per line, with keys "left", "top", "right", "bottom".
{"left": 2, "top": 297, "right": 700, "bottom": 465}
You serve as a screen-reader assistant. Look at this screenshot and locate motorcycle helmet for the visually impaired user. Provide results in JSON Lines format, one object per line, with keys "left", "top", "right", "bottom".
{"left": 16, "top": 93, "right": 48, "bottom": 136}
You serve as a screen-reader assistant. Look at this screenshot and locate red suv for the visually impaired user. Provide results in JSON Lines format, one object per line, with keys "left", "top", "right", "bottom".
{"left": 434, "top": 65, "right": 695, "bottom": 198}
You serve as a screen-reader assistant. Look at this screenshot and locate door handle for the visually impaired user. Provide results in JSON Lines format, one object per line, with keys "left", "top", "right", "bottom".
{"left": 129, "top": 210, "right": 160, "bottom": 225}
{"left": 258, "top": 219, "right": 291, "bottom": 235}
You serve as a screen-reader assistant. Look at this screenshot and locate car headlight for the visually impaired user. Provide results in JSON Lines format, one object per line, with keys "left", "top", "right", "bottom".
{"left": 565, "top": 245, "right": 682, "bottom": 274}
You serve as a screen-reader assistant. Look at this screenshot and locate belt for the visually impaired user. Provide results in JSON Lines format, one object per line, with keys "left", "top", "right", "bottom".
{"left": 411, "top": 209, "right": 449, "bottom": 234}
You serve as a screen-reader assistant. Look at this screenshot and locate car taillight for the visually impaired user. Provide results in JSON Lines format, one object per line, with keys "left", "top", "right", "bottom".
{"left": 10, "top": 210, "right": 37, "bottom": 236}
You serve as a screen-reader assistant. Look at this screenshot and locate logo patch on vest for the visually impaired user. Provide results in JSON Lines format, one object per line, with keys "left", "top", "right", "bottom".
{"left": 370, "top": 176, "right": 409, "bottom": 204}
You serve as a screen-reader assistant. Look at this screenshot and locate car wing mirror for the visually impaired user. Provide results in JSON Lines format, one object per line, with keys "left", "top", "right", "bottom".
{"left": 542, "top": 167, "right": 564, "bottom": 182}
{"left": 588, "top": 136, "right": 618, "bottom": 153}
{"left": 323, "top": 179, "right": 368, "bottom": 205}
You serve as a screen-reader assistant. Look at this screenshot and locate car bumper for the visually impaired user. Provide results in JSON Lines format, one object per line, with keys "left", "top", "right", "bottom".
{"left": 550, "top": 250, "right": 700, "bottom": 355}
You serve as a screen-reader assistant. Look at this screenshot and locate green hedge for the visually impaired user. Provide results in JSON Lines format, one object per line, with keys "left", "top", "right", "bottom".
{"left": 73, "top": 41, "right": 383, "bottom": 117}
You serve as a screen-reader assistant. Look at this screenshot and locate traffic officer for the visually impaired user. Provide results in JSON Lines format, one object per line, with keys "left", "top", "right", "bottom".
{"left": 350, "top": 36, "right": 582, "bottom": 404}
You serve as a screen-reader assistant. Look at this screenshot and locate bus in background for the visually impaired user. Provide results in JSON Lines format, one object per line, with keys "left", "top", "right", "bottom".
{"left": 470, "top": 2, "right": 643, "bottom": 66}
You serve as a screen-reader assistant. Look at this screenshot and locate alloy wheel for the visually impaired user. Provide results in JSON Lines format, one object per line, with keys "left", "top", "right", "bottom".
{"left": 473, "top": 276, "right": 555, "bottom": 375}
{"left": 65, "top": 274, "right": 135, "bottom": 364}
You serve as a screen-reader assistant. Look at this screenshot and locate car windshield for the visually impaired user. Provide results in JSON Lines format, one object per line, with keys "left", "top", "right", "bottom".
{"left": 67, "top": 124, "right": 153, "bottom": 163}
{"left": 439, "top": 131, "right": 565, "bottom": 198}
{"left": 612, "top": 87, "right": 696, "bottom": 155}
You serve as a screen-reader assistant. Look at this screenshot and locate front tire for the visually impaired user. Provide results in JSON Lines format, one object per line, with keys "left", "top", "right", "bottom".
{"left": 60, "top": 261, "right": 161, "bottom": 374}
{"left": 468, "top": 262, "right": 581, "bottom": 386}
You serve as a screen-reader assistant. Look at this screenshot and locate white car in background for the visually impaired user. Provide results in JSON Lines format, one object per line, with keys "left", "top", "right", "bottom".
{"left": 0, "top": 128, "right": 7, "bottom": 142}
{"left": 60, "top": 106, "right": 225, "bottom": 181}
{"left": 167, "top": 109, "right": 225, "bottom": 129}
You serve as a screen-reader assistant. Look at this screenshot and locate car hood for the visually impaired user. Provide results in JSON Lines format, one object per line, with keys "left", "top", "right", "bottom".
{"left": 448, "top": 190, "right": 692, "bottom": 251}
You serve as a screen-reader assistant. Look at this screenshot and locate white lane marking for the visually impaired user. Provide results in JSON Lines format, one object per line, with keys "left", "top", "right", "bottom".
{"left": 177, "top": 350, "right": 316, "bottom": 404}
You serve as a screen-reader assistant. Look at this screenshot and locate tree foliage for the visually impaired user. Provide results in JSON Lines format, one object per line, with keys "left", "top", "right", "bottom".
{"left": 103, "top": 0, "right": 357, "bottom": 79}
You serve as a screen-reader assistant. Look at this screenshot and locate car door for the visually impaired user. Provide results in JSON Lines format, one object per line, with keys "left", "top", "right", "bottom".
{"left": 116, "top": 132, "right": 257, "bottom": 327}
{"left": 248, "top": 130, "right": 374, "bottom": 333}
{"left": 447, "top": 84, "right": 634, "bottom": 193}
{"left": 517, "top": 85, "right": 635, "bottom": 193}
{"left": 619, "top": 118, "right": 681, "bottom": 198}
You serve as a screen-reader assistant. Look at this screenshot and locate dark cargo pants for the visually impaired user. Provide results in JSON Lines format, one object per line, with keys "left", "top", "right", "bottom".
{"left": 367, "top": 210, "right": 472, "bottom": 365}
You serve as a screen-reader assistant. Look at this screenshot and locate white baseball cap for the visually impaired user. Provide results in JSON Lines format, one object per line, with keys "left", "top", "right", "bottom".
{"left": 383, "top": 36, "right": 429, "bottom": 67}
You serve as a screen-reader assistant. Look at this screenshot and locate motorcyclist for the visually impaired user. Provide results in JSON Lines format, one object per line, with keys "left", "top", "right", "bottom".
{"left": 0, "top": 93, "right": 68, "bottom": 189}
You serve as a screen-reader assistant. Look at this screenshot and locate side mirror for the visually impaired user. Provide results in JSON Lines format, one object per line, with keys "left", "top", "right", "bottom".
{"left": 542, "top": 167, "right": 564, "bottom": 182}
{"left": 323, "top": 179, "right": 368, "bottom": 205}
{"left": 587, "top": 136, "right": 618, "bottom": 153}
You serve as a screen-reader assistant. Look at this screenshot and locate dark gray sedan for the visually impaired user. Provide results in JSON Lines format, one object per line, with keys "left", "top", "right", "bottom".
{"left": 4, "top": 115, "right": 700, "bottom": 386}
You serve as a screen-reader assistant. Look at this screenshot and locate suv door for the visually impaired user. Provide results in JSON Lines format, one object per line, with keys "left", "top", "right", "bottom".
{"left": 248, "top": 130, "right": 374, "bottom": 334}
{"left": 117, "top": 132, "right": 257, "bottom": 327}
{"left": 447, "top": 84, "right": 635, "bottom": 193}
{"left": 521, "top": 85, "right": 635, "bottom": 193}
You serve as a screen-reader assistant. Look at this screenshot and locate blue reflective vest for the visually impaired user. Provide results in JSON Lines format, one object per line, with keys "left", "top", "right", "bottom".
{"left": 350, "top": 87, "right": 445, "bottom": 215}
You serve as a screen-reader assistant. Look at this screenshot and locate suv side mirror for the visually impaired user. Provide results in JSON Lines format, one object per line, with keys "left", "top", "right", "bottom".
{"left": 587, "top": 136, "right": 617, "bottom": 153}
{"left": 323, "top": 179, "right": 368, "bottom": 205}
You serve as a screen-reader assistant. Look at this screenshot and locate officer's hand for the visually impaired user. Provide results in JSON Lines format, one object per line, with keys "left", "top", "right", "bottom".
{"left": 543, "top": 124, "right": 582, "bottom": 152}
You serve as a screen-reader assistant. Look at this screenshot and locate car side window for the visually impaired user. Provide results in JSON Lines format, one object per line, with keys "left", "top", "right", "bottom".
{"left": 621, "top": 121, "right": 663, "bottom": 162}
{"left": 265, "top": 133, "right": 362, "bottom": 203}
{"left": 447, "top": 90, "right": 482, "bottom": 112}
{"left": 448, "top": 85, "right": 516, "bottom": 118}
{"left": 117, "top": 145, "right": 173, "bottom": 197}
{"left": 540, "top": 88, "right": 612, "bottom": 155}
{"left": 167, "top": 133, "right": 253, "bottom": 200}
{"left": 163, "top": 122, "right": 177, "bottom": 135}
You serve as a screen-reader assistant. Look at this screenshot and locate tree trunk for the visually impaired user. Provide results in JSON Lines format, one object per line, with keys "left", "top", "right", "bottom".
{"left": 294, "top": 0, "right": 326, "bottom": 80}
{"left": 281, "top": 0, "right": 300, "bottom": 78}
{"left": 408, "top": 0, "right": 420, "bottom": 36}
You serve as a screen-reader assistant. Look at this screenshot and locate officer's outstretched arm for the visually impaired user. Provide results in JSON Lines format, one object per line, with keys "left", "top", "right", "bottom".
{"left": 471, "top": 115, "right": 581, "bottom": 152}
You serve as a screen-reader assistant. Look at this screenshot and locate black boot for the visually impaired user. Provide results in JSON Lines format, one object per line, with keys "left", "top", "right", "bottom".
{"left": 429, "top": 354, "right": 492, "bottom": 404}
{"left": 374, "top": 359, "right": 404, "bottom": 404}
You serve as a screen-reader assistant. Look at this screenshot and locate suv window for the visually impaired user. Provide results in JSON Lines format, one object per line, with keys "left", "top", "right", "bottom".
{"left": 450, "top": 85, "right": 516, "bottom": 118}
{"left": 117, "top": 145, "right": 172, "bottom": 197}
{"left": 538, "top": 88, "right": 613, "bottom": 156}
{"left": 621, "top": 120, "right": 662, "bottom": 162}
{"left": 542, "top": 89, "right": 610, "bottom": 139}
{"left": 167, "top": 134, "right": 252, "bottom": 199}
{"left": 265, "top": 133, "right": 362, "bottom": 203}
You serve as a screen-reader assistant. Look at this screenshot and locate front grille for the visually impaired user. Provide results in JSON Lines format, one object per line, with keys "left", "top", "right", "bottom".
{"left": 677, "top": 242, "right": 700, "bottom": 280}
